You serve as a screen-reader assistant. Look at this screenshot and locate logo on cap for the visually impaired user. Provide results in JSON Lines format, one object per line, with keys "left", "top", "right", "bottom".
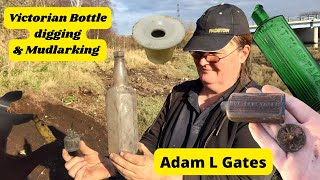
{"left": 209, "top": 28, "right": 230, "bottom": 33}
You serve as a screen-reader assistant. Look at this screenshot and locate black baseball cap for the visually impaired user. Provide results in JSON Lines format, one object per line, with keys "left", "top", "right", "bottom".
{"left": 183, "top": 3, "right": 250, "bottom": 52}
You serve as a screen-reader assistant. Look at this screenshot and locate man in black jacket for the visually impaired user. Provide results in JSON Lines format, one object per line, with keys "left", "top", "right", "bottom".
{"left": 63, "top": 3, "right": 273, "bottom": 180}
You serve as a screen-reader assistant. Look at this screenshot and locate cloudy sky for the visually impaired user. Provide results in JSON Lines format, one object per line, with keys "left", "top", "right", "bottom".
{"left": 110, "top": 0, "right": 320, "bottom": 35}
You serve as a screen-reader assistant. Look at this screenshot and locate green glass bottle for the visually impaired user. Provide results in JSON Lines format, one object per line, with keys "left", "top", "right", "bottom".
{"left": 251, "top": 4, "right": 320, "bottom": 111}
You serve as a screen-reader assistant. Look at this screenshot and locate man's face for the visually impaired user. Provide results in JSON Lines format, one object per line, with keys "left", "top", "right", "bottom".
{"left": 191, "top": 40, "right": 244, "bottom": 86}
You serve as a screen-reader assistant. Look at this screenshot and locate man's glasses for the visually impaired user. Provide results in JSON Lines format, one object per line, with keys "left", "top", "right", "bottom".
{"left": 190, "top": 46, "right": 242, "bottom": 63}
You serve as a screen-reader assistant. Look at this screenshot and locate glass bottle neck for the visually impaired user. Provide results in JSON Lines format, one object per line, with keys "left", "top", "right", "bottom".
{"left": 67, "top": 129, "right": 74, "bottom": 137}
{"left": 113, "top": 57, "right": 128, "bottom": 86}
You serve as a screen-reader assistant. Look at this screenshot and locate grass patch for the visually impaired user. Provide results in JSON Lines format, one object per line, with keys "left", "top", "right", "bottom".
{"left": 137, "top": 95, "right": 166, "bottom": 137}
{"left": 0, "top": 59, "right": 105, "bottom": 98}
{"left": 251, "top": 63, "right": 290, "bottom": 93}
{"left": 103, "top": 49, "right": 198, "bottom": 80}
{"left": 62, "top": 94, "right": 78, "bottom": 105}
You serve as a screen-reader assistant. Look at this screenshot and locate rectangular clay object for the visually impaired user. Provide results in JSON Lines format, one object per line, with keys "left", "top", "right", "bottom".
{"left": 224, "top": 93, "right": 285, "bottom": 123}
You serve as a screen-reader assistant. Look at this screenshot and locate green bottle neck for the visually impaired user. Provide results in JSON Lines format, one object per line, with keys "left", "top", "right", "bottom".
{"left": 252, "top": 4, "right": 270, "bottom": 26}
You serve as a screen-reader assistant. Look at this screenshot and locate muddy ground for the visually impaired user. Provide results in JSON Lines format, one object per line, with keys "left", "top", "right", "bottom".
{"left": 5, "top": 92, "right": 108, "bottom": 180}
{"left": 1, "top": 67, "right": 183, "bottom": 180}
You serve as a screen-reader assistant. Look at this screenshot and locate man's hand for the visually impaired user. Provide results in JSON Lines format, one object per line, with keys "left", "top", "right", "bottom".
{"left": 62, "top": 140, "right": 116, "bottom": 180}
{"left": 247, "top": 85, "right": 320, "bottom": 180}
{"left": 110, "top": 143, "right": 182, "bottom": 180}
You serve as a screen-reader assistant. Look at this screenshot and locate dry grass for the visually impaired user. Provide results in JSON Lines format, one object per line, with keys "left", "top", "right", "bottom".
{"left": 0, "top": 59, "right": 104, "bottom": 97}
{"left": 104, "top": 48, "right": 198, "bottom": 79}
{"left": 251, "top": 63, "right": 290, "bottom": 93}
{"left": 308, "top": 47, "right": 320, "bottom": 61}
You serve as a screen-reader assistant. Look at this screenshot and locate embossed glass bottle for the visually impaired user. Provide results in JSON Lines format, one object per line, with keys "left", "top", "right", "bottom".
{"left": 252, "top": 4, "right": 320, "bottom": 111}
{"left": 106, "top": 51, "right": 138, "bottom": 154}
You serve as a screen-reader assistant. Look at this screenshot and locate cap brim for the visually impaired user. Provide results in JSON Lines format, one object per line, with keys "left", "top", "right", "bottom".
{"left": 183, "top": 34, "right": 234, "bottom": 52}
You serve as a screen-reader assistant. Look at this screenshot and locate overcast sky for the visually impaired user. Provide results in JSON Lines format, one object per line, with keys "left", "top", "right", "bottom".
{"left": 110, "top": 0, "right": 320, "bottom": 35}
